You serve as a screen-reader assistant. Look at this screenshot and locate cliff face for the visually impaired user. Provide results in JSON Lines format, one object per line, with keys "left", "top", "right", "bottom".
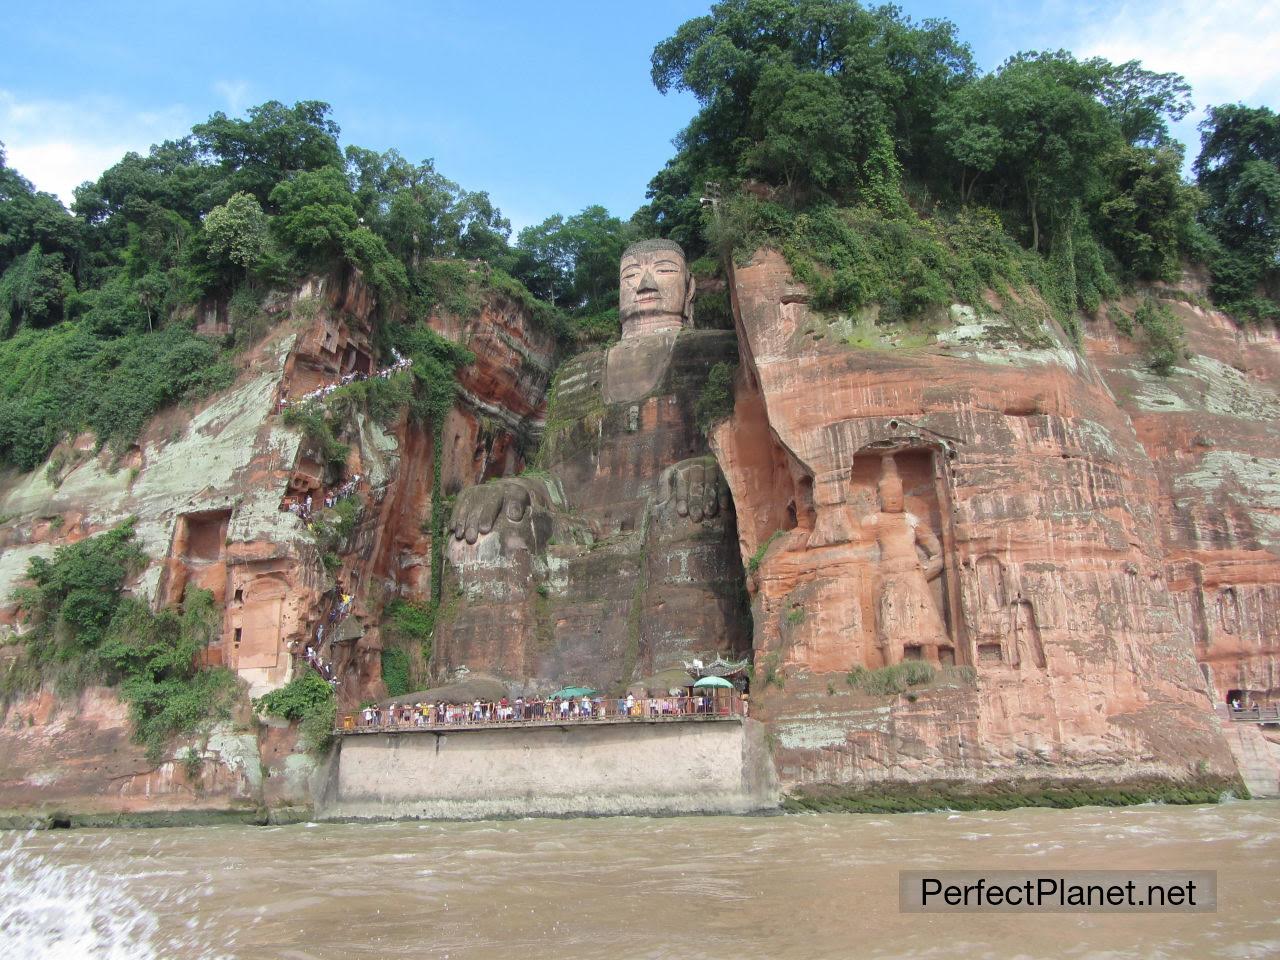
{"left": 1081, "top": 279, "right": 1280, "bottom": 707}
{"left": 0, "top": 268, "right": 557, "bottom": 819}
{"left": 1, "top": 245, "right": 1275, "bottom": 820}
{"left": 711, "top": 249, "right": 1251, "bottom": 793}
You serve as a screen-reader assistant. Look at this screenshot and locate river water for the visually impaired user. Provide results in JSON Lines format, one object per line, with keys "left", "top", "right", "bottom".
{"left": 3, "top": 801, "right": 1279, "bottom": 960}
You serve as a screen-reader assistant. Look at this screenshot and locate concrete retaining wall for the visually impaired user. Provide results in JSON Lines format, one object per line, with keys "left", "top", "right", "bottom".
{"left": 320, "top": 719, "right": 779, "bottom": 820}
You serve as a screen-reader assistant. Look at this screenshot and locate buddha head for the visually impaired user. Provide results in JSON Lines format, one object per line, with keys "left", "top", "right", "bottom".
{"left": 877, "top": 455, "right": 905, "bottom": 514}
{"left": 619, "top": 239, "right": 694, "bottom": 339}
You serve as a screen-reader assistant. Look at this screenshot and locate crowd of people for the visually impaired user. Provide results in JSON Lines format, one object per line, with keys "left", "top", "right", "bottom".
{"left": 353, "top": 692, "right": 745, "bottom": 729}
{"left": 278, "top": 348, "right": 413, "bottom": 411}
{"left": 288, "top": 587, "right": 358, "bottom": 690}
{"left": 280, "top": 474, "right": 364, "bottom": 521}
{"left": 301, "top": 644, "right": 339, "bottom": 686}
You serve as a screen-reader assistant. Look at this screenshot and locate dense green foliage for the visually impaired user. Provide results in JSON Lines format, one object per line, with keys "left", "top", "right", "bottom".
{"left": 1194, "top": 105, "right": 1280, "bottom": 322}
{"left": 509, "top": 206, "right": 635, "bottom": 344}
{"left": 380, "top": 647, "right": 411, "bottom": 698}
{"left": 8, "top": 522, "right": 237, "bottom": 761}
{"left": 695, "top": 361, "right": 737, "bottom": 431}
{"left": 0, "top": 100, "right": 558, "bottom": 474}
{"left": 643, "top": 0, "right": 1276, "bottom": 328}
{"left": 254, "top": 671, "right": 337, "bottom": 754}
{"left": 12, "top": 519, "right": 148, "bottom": 656}
{"left": 1122, "top": 297, "right": 1188, "bottom": 375}
{"left": 99, "top": 589, "right": 237, "bottom": 763}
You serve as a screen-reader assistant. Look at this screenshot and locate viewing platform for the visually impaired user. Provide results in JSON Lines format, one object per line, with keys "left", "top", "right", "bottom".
{"left": 1228, "top": 705, "right": 1280, "bottom": 725}
{"left": 337, "top": 693, "right": 748, "bottom": 735}
{"left": 320, "top": 691, "right": 775, "bottom": 821}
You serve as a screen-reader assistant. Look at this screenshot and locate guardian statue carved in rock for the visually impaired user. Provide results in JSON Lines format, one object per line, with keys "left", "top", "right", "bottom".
{"left": 863, "top": 454, "right": 949, "bottom": 664}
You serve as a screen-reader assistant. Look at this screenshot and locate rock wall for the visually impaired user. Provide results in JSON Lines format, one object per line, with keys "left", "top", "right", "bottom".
{"left": 322, "top": 718, "right": 777, "bottom": 820}
{"left": 1, "top": 241, "right": 1273, "bottom": 819}
{"left": 0, "top": 267, "right": 559, "bottom": 817}
{"left": 1081, "top": 279, "right": 1280, "bottom": 707}
{"left": 0, "top": 686, "right": 323, "bottom": 826}
{"left": 712, "top": 248, "right": 1243, "bottom": 793}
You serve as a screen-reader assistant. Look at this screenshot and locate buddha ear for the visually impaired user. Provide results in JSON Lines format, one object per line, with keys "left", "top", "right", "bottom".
{"left": 683, "top": 270, "right": 695, "bottom": 324}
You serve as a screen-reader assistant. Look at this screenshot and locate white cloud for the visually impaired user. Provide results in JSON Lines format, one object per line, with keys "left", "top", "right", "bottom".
{"left": 1073, "top": 0, "right": 1279, "bottom": 114}
{"left": 0, "top": 91, "right": 195, "bottom": 206}
{"left": 214, "top": 80, "right": 250, "bottom": 114}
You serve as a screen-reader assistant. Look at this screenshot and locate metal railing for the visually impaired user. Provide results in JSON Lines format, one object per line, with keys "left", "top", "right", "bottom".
{"left": 1228, "top": 704, "right": 1280, "bottom": 724}
{"left": 338, "top": 692, "right": 747, "bottom": 733}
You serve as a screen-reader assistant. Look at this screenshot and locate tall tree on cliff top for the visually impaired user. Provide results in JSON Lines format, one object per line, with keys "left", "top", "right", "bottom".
{"left": 513, "top": 205, "right": 633, "bottom": 314}
{"left": 1195, "top": 104, "right": 1280, "bottom": 319}
{"left": 939, "top": 52, "right": 1191, "bottom": 254}
{"left": 192, "top": 100, "right": 343, "bottom": 206}
{"left": 644, "top": 0, "right": 974, "bottom": 245}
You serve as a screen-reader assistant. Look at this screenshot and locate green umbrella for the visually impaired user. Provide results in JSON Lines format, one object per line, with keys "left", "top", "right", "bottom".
{"left": 550, "top": 686, "right": 598, "bottom": 699}
{"left": 693, "top": 676, "right": 734, "bottom": 689}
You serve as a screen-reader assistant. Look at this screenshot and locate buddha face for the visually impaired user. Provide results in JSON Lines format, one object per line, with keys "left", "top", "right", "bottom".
{"left": 619, "top": 240, "right": 693, "bottom": 336}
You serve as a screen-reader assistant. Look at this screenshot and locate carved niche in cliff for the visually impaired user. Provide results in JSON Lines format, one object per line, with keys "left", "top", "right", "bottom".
{"left": 858, "top": 450, "right": 954, "bottom": 665}
{"left": 226, "top": 574, "right": 289, "bottom": 671}
{"left": 965, "top": 553, "right": 1047, "bottom": 671}
{"left": 157, "top": 508, "right": 231, "bottom": 608}
{"left": 842, "top": 444, "right": 964, "bottom": 668}
{"left": 433, "top": 237, "right": 748, "bottom": 687}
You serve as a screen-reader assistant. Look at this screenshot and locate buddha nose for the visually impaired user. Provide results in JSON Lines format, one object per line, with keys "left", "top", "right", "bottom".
{"left": 637, "top": 267, "right": 658, "bottom": 294}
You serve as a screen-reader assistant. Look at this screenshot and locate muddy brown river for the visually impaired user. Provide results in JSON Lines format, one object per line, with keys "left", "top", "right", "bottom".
{"left": 4, "top": 801, "right": 1279, "bottom": 959}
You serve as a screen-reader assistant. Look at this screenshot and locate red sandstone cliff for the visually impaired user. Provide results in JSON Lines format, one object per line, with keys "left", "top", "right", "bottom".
{"left": 710, "top": 248, "right": 1251, "bottom": 795}
{"left": 0, "top": 268, "right": 558, "bottom": 819}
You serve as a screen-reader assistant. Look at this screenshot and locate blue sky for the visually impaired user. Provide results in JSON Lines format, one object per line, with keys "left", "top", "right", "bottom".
{"left": 3, "top": 1, "right": 1276, "bottom": 232}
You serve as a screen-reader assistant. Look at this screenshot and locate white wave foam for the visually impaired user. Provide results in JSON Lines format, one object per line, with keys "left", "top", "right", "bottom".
{"left": 0, "top": 833, "right": 232, "bottom": 960}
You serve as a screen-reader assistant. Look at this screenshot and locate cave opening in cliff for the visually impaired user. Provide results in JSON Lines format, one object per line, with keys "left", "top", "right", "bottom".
{"left": 161, "top": 508, "right": 232, "bottom": 607}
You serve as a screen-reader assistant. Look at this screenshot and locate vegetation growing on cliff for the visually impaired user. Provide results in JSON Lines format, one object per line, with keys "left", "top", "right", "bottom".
{"left": 254, "top": 671, "right": 337, "bottom": 754}
{"left": 0, "top": 103, "right": 533, "bottom": 474}
{"left": 694, "top": 361, "right": 737, "bottom": 432}
{"left": 6, "top": 521, "right": 238, "bottom": 761}
{"left": 642, "top": 0, "right": 1278, "bottom": 331}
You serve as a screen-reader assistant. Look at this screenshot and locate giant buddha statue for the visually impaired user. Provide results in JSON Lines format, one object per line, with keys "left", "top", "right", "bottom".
{"left": 434, "top": 239, "right": 748, "bottom": 691}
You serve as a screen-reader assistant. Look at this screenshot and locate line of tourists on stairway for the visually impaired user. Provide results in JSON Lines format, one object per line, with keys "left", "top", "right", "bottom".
{"left": 281, "top": 474, "right": 364, "bottom": 522}
{"left": 357, "top": 692, "right": 744, "bottom": 728}
{"left": 290, "top": 587, "right": 358, "bottom": 690}
{"left": 277, "top": 348, "right": 412, "bottom": 411}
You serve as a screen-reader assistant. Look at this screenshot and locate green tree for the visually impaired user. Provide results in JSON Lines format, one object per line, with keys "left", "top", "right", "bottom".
{"left": 268, "top": 165, "right": 358, "bottom": 265}
{"left": 203, "top": 191, "right": 270, "bottom": 279}
{"left": 0, "top": 146, "right": 81, "bottom": 275}
{"left": 1096, "top": 145, "right": 1200, "bottom": 281}
{"left": 743, "top": 63, "right": 868, "bottom": 197}
{"left": 0, "top": 245, "right": 74, "bottom": 333}
{"left": 940, "top": 52, "right": 1118, "bottom": 252}
{"left": 193, "top": 100, "right": 343, "bottom": 205}
{"left": 513, "top": 205, "right": 633, "bottom": 313}
{"left": 648, "top": 0, "right": 974, "bottom": 242}
{"left": 1195, "top": 104, "right": 1280, "bottom": 317}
